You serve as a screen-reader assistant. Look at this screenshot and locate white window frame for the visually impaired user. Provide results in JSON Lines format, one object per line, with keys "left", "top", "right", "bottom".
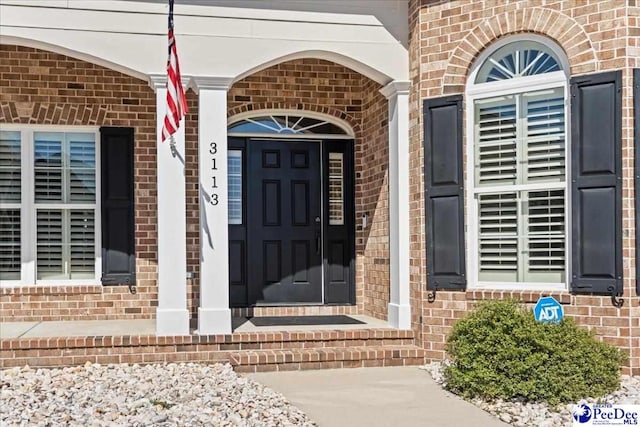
{"left": 0, "top": 124, "right": 101, "bottom": 287}
{"left": 465, "top": 35, "right": 570, "bottom": 292}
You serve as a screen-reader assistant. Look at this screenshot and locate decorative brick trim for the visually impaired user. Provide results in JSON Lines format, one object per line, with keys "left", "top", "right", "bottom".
{"left": 0, "top": 102, "right": 111, "bottom": 125}
{"left": 443, "top": 7, "right": 598, "bottom": 93}
{"left": 465, "top": 290, "right": 572, "bottom": 304}
{"left": 0, "top": 285, "right": 103, "bottom": 297}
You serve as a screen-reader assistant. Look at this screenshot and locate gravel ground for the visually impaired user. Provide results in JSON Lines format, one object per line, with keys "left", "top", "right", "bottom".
{"left": 1, "top": 362, "right": 315, "bottom": 427}
{"left": 422, "top": 362, "right": 640, "bottom": 427}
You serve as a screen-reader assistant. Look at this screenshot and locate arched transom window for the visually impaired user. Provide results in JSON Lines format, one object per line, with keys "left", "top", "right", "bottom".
{"left": 228, "top": 114, "right": 351, "bottom": 137}
{"left": 468, "top": 37, "right": 568, "bottom": 290}
{"left": 475, "top": 41, "right": 562, "bottom": 83}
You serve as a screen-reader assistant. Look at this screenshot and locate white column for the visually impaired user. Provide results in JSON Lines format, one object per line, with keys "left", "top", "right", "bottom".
{"left": 191, "top": 76, "right": 234, "bottom": 335}
{"left": 380, "top": 81, "right": 412, "bottom": 330}
{"left": 149, "top": 75, "right": 190, "bottom": 336}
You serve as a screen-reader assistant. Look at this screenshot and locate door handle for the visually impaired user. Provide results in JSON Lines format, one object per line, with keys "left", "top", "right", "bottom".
{"left": 316, "top": 231, "right": 321, "bottom": 255}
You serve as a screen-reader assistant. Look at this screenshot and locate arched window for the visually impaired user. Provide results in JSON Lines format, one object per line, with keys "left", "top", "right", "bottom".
{"left": 475, "top": 41, "right": 562, "bottom": 83}
{"left": 228, "top": 112, "right": 353, "bottom": 138}
{"left": 467, "top": 36, "right": 569, "bottom": 290}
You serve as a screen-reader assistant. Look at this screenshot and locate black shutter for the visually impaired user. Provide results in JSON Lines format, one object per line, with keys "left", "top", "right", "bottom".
{"left": 423, "top": 95, "right": 466, "bottom": 291}
{"left": 100, "top": 127, "right": 135, "bottom": 285}
{"left": 635, "top": 69, "right": 640, "bottom": 296}
{"left": 570, "top": 71, "right": 622, "bottom": 296}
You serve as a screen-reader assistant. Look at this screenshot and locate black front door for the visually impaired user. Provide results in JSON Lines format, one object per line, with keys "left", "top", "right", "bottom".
{"left": 247, "top": 140, "right": 322, "bottom": 303}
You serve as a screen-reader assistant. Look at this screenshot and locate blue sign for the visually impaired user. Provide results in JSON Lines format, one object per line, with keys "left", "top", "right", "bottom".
{"left": 534, "top": 296, "right": 564, "bottom": 324}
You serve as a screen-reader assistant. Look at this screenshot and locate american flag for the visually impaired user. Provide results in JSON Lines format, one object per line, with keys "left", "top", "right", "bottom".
{"left": 162, "top": 0, "right": 188, "bottom": 142}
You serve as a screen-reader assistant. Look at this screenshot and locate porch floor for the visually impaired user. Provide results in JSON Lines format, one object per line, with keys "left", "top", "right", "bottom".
{"left": 1, "top": 315, "right": 389, "bottom": 339}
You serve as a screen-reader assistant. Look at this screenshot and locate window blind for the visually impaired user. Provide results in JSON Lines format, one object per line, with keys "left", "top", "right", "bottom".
{"left": 0, "top": 209, "right": 20, "bottom": 280}
{"left": 328, "top": 152, "right": 344, "bottom": 225}
{"left": 36, "top": 209, "right": 65, "bottom": 279}
{"left": 525, "top": 95, "right": 565, "bottom": 182}
{"left": 68, "top": 134, "right": 96, "bottom": 203}
{"left": 474, "top": 88, "right": 566, "bottom": 284}
{"left": 476, "top": 100, "right": 517, "bottom": 185}
{"left": 526, "top": 189, "right": 565, "bottom": 282}
{"left": 0, "top": 131, "right": 21, "bottom": 203}
{"left": 478, "top": 193, "right": 518, "bottom": 281}
{"left": 34, "top": 135, "right": 63, "bottom": 203}
{"left": 228, "top": 150, "right": 242, "bottom": 225}
{"left": 69, "top": 209, "right": 95, "bottom": 277}
{"left": 34, "top": 132, "right": 97, "bottom": 281}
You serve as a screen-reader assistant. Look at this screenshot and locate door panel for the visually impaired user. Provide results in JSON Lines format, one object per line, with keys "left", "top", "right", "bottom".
{"left": 248, "top": 140, "right": 322, "bottom": 304}
{"left": 228, "top": 139, "right": 247, "bottom": 307}
{"left": 323, "top": 140, "right": 355, "bottom": 304}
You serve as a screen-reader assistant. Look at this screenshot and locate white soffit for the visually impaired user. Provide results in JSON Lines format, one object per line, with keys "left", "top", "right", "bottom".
{"left": 0, "top": 0, "right": 408, "bottom": 84}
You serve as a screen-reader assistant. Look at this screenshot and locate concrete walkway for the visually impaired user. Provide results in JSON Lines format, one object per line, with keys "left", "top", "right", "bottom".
{"left": 248, "top": 366, "right": 508, "bottom": 427}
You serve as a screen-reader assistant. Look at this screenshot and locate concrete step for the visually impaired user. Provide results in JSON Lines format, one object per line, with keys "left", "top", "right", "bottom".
{"left": 229, "top": 345, "right": 427, "bottom": 373}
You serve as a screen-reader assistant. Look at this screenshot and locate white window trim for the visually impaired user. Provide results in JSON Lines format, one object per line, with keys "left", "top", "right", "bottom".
{"left": 0, "top": 124, "right": 102, "bottom": 288}
{"left": 465, "top": 36, "right": 570, "bottom": 292}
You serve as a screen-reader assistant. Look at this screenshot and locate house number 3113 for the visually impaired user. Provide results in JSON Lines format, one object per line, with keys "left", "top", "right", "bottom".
{"left": 209, "top": 141, "right": 219, "bottom": 206}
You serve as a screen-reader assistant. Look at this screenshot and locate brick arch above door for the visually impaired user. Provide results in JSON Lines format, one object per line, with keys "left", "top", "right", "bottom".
{"left": 226, "top": 58, "right": 388, "bottom": 137}
{"left": 227, "top": 103, "right": 362, "bottom": 136}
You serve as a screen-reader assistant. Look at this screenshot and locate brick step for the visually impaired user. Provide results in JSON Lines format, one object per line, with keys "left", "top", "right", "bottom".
{"left": 221, "top": 329, "right": 417, "bottom": 351}
{"left": 229, "top": 345, "right": 427, "bottom": 373}
{"left": 1, "top": 329, "right": 419, "bottom": 369}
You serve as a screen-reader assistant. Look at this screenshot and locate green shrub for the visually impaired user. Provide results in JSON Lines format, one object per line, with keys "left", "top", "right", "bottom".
{"left": 444, "top": 299, "right": 626, "bottom": 405}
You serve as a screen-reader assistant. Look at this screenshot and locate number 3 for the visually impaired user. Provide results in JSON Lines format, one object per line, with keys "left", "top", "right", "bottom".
{"left": 209, "top": 142, "right": 217, "bottom": 155}
{"left": 211, "top": 193, "right": 219, "bottom": 205}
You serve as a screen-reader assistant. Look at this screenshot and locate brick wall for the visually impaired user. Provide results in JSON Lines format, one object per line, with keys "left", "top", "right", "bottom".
{"left": 1, "top": 50, "right": 391, "bottom": 322}
{"left": 0, "top": 45, "right": 158, "bottom": 321}
{"left": 224, "top": 59, "right": 390, "bottom": 320}
{"left": 359, "top": 78, "right": 390, "bottom": 320}
{"left": 409, "top": 1, "right": 640, "bottom": 373}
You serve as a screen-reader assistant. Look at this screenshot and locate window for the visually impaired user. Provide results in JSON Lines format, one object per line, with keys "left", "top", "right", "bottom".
{"left": 468, "top": 38, "right": 568, "bottom": 289}
{"left": 328, "top": 152, "right": 344, "bottom": 225}
{"left": 228, "top": 115, "right": 348, "bottom": 135}
{"left": 0, "top": 131, "right": 21, "bottom": 280}
{"left": 228, "top": 150, "right": 242, "bottom": 225}
{"left": 0, "top": 127, "right": 100, "bottom": 285}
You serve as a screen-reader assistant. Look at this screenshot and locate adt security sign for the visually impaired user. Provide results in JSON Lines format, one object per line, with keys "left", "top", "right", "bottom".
{"left": 534, "top": 296, "right": 564, "bottom": 324}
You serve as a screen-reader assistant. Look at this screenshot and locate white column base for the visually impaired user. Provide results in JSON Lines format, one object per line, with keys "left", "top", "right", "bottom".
{"left": 197, "top": 307, "right": 232, "bottom": 335}
{"left": 388, "top": 303, "right": 411, "bottom": 330}
{"left": 156, "top": 308, "right": 190, "bottom": 336}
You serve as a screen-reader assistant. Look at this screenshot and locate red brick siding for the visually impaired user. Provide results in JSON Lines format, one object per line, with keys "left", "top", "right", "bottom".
{"left": 225, "top": 59, "right": 390, "bottom": 320}
{"left": 359, "top": 78, "right": 390, "bottom": 320}
{"left": 409, "top": 1, "right": 639, "bottom": 373}
{"left": 0, "top": 45, "right": 158, "bottom": 321}
{"left": 1, "top": 50, "right": 392, "bottom": 322}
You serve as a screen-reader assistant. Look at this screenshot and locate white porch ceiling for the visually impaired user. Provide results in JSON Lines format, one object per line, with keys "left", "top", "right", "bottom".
{"left": 0, "top": 0, "right": 409, "bottom": 85}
